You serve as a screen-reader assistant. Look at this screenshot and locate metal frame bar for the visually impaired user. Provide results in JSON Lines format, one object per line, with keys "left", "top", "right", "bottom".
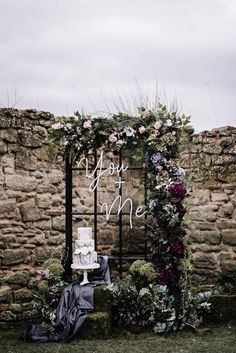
{"left": 65, "top": 150, "right": 148, "bottom": 279}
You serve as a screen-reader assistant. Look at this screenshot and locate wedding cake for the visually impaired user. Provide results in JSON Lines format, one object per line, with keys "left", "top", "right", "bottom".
{"left": 71, "top": 227, "right": 100, "bottom": 269}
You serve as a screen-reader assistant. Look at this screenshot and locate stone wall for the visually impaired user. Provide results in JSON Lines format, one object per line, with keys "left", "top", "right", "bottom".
{"left": 0, "top": 108, "right": 235, "bottom": 325}
{"left": 181, "top": 126, "right": 236, "bottom": 284}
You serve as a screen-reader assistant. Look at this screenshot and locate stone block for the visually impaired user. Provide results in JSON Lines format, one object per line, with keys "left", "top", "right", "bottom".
{"left": 52, "top": 215, "right": 65, "bottom": 231}
{"left": 202, "top": 144, "right": 222, "bottom": 154}
{"left": 5, "top": 174, "right": 37, "bottom": 192}
{"left": 202, "top": 231, "right": 221, "bottom": 245}
{"left": 14, "top": 288, "right": 34, "bottom": 302}
{"left": 187, "top": 190, "right": 210, "bottom": 206}
{"left": 0, "top": 310, "right": 17, "bottom": 321}
{"left": 37, "top": 182, "right": 57, "bottom": 194}
{"left": 47, "top": 235, "right": 64, "bottom": 245}
{"left": 216, "top": 221, "right": 236, "bottom": 230}
{"left": 34, "top": 247, "right": 53, "bottom": 263}
{"left": 218, "top": 203, "right": 234, "bottom": 217}
{"left": 206, "top": 212, "right": 217, "bottom": 222}
{"left": 212, "top": 154, "right": 236, "bottom": 165}
{"left": 6, "top": 270, "right": 30, "bottom": 285}
{"left": 9, "top": 303, "right": 22, "bottom": 312}
{"left": 0, "top": 140, "right": 7, "bottom": 154}
{"left": 218, "top": 252, "right": 235, "bottom": 262}
{"left": 188, "top": 231, "right": 205, "bottom": 243}
{"left": 222, "top": 230, "right": 236, "bottom": 245}
{"left": 211, "top": 192, "right": 229, "bottom": 202}
{"left": 33, "top": 125, "right": 47, "bottom": 137}
{"left": 15, "top": 147, "right": 38, "bottom": 170}
{"left": 0, "top": 129, "right": 18, "bottom": 143}
{"left": 0, "top": 234, "right": 16, "bottom": 243}
{"left": 0, "top": 200, "right": 16, "bottom": 214}
{"left": 47, "top": 170, "right": 64, "bottom": 184}
{"left": 220, "top": 260, "right": 236, "bottom": 273}
{"left": 29, "top": 235, "right": 46, "bottom": 246}
{"left": 187, "top": 211, "right": 206, "bottom": 222}
{"left": 0, "top": 286, "right": 12, "bottom": 303}
{"left": 32, "top": 220, "right": 51, "bottom": 230}
{"left": 79, "top": 311, "right": 112, "bottom": 339}
{"left": 193, "top": 254, "right": 217, "bottom": 269}
{"left": 36, "top": 193, "right": 52, "bottom": 209}
{"left": 198, "top": 222, "right": 216, "bottom": 231}
{"left": 2, "top": 249, "right": 25, "bottom": 265}
{"left": 19, "top": 199, "right": 40, "bottom": 222}
{"left": 18, "top": 129, "right": 44, "bottom": 147}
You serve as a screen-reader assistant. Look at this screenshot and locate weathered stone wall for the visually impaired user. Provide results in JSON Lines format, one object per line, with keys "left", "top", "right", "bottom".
{"left": 181, "top": 126, "right": 236, "bottom": 284}
{"left": 0, "top": 108, "right": 235, "bottom": 325}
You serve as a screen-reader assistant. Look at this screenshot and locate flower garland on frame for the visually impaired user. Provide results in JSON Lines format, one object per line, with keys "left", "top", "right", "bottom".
{"left": 50, "top": 104, "right": 193, "bottom": 291}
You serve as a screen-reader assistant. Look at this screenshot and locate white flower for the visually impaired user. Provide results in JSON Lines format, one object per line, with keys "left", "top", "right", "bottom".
{"left": 64, "top": 123, "right": 72, "bottom": 130}
{"left": 83, "top": 120, "right": 92, "bottom": 129}
{"left": 175, "top": 168, "right": 186, "bottom": 178}
{"left": 51, "top": 122, "right": 63, "bottom": 130}
{"left": 154, "top": 121, "right": 161, "bottom": 129}
{"left": 123, "top": 126, "right": 136, "bottom": 137}
{"left": 116, "top": 139, "right": 126, "bottom": 147}
{"left": 139, "top": 288, "right": 151, "bottom": 296}
{"left": 139, "top": 125, "right": 146, "bottom": 134}
{"left": 166, "top": 119, "right": 172, "bottom": 127}
{"left": 108, "top": 133, "right": 118, "bottom": 143}
{"left": 49, "top": 312, "right": 56, "bottom": 322}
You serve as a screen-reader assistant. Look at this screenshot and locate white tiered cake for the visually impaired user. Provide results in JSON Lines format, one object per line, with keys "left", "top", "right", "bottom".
{"left": 71, "top": 227, "right": 100, "bottom": 270}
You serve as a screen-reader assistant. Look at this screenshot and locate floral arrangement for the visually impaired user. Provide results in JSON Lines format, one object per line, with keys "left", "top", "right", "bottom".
{"left": 33, "top": 258, "right": 67, "bottom": 332}
{"left": 50, "top": 104, "right": 195, "bottom": 332}
{"left": 49, "top": 104, "right": 193, "bottom": 161}
{"left": 108, "top": 260, "right": 212, "bottom": 333}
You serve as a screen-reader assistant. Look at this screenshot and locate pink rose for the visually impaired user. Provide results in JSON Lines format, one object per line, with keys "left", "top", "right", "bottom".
{"left": 108, "top": 133, "right": 118, "bottom": 143}
{"left": 139, "top": 125, "right": 146, "bottom": 134}
{"left": 83, "top": 120, "right": 92, "bottom": 129}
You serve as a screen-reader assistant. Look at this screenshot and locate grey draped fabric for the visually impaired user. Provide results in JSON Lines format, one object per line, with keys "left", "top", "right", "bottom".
{"left": 20, "top": 256, "right": 110, "bottom": 342}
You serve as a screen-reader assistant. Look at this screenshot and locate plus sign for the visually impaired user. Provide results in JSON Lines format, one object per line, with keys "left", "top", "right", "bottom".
{"left": 114, "top": 177, "right": 125, "bottom": 189}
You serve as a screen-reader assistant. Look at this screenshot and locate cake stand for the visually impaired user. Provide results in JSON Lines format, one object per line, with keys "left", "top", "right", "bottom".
{"left": 71, "top": 263, "right": 100, "bottom": 285}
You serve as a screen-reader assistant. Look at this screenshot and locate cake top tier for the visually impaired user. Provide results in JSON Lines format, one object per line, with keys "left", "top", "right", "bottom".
{"left": 77, "top": 227, "right": 92, "bottom": 241}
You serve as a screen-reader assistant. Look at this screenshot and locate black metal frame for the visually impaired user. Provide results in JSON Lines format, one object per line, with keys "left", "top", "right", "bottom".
{"left": 64, "top": 150, "right": 148, "bottom": 280}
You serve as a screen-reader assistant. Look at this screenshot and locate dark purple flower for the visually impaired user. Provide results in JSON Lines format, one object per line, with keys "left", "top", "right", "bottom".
{"left": 170, "top": 240, "right": 185, "bottom": 258}
{"left": 166, "top": 182, "right": 187, "bottom": 199}
{"left": 151, "top": 253, "right": 161, "bottom": 266}
{"left": 176, "top": 204, "right": 186, "bottom": 218}
{"left": 156, "top": 268, "right": 177, "bottom": 286}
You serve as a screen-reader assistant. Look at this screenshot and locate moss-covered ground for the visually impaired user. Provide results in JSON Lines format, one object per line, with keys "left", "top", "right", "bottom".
{"left": 1, "top": 323, "right": 236, "bottom": 353}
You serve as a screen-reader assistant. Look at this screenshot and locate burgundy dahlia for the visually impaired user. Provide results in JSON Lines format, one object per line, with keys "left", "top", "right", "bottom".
{"left": 176, "top": 203, "right": 186, "bottom": 218}
{"left": 156, "top": 268, "right": 177, "bottom": 286}
{"left": 170, "top": 240, "right": 185, "bottom": 258}
{"left": 166, "top": 182, "right": 187, "bottom": 199}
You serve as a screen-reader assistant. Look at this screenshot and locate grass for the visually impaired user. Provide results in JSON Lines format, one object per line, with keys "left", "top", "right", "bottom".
{"left": 1, "top": 323, "right": 236, "bottom": 353}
